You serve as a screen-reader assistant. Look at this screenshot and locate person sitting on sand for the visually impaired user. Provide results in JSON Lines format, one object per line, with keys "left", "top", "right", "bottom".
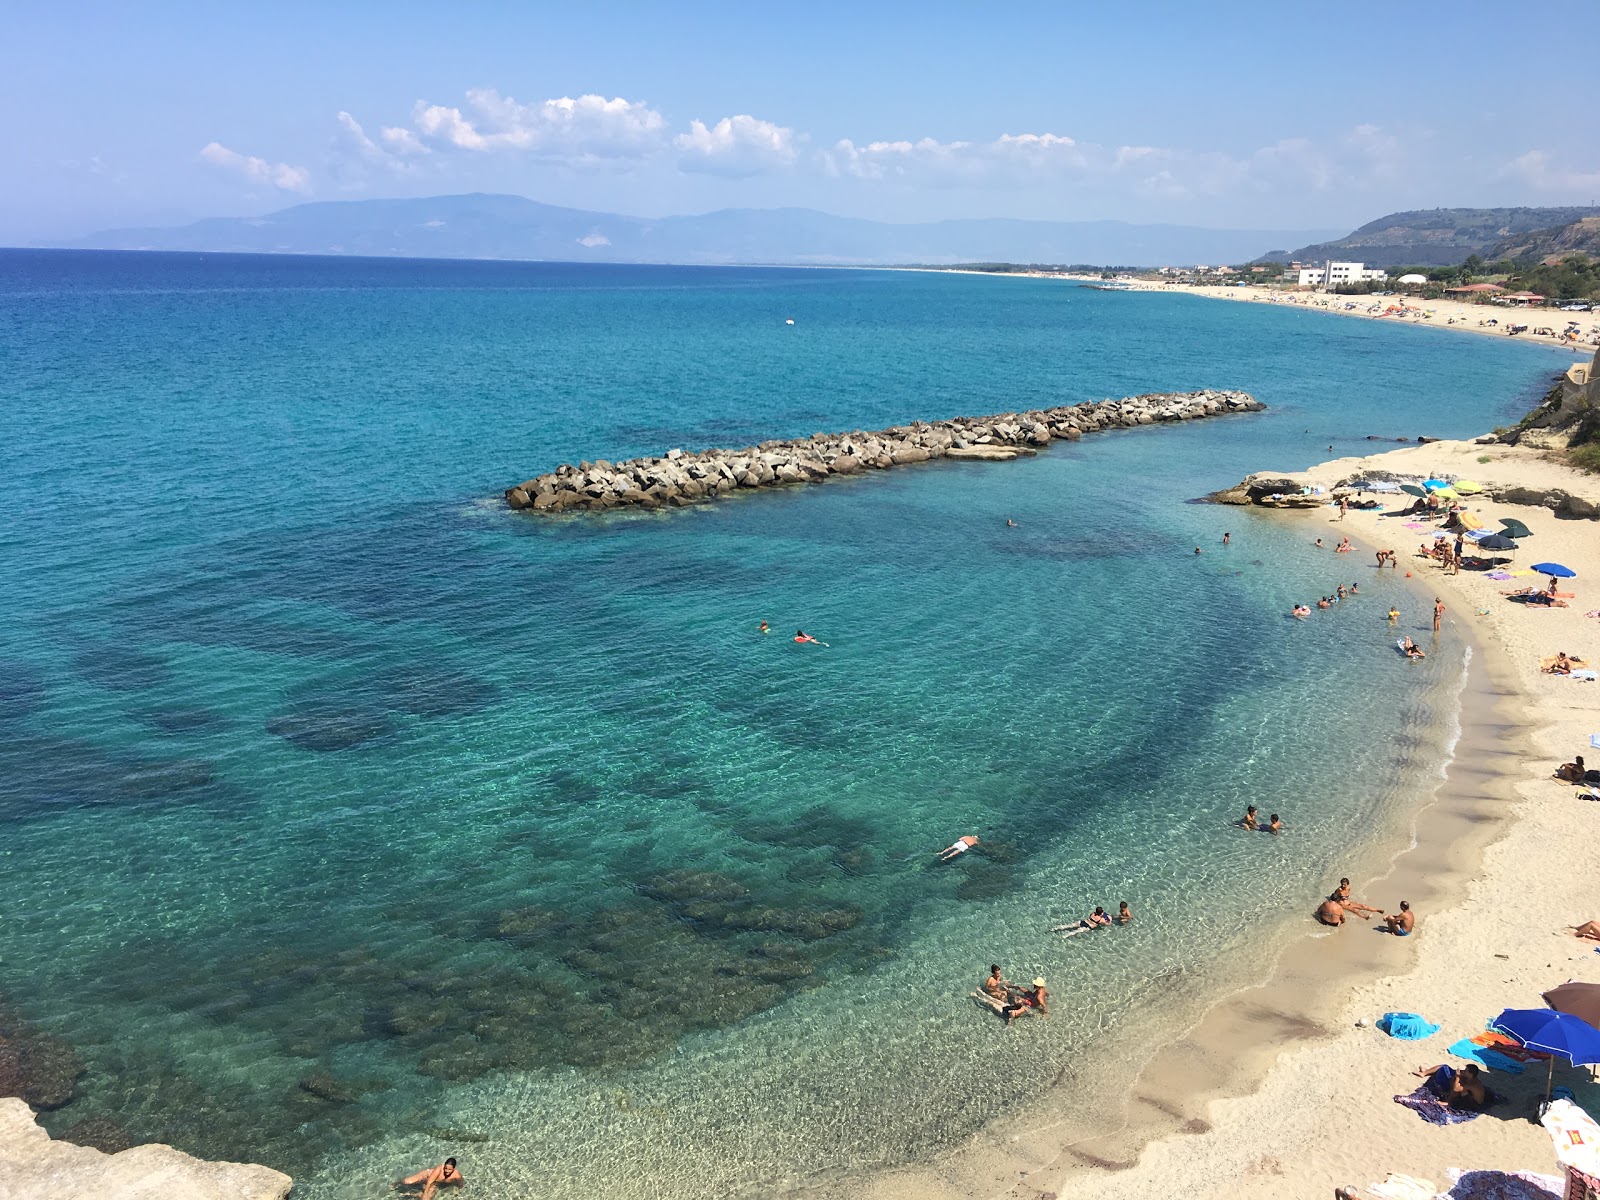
{"left": 939, "top": 835, "right": 979, "bottom": 862}
{"left": 1237, "top": 805, "right": 1259, "bottom": 830}
{"left": 393, "top": 1158, "right": 463, "bottom": 1200}
{"left": 1117, "top": 901, "right": 1133, "bottom": 924}
{"left": 1001, "top": 978, "right": 1048, "bottom": 1023}
{"left": 1401, "top": 637, "right": 1425, "bottom": 660}
{"left": 1412, "top": 1062, "right": 1487, "bottom": 1110}
{"left": 1556, "top": 755, "right": 1587, "bottom": 783}
{"left": 1385, "top": 901, "right": 1415, "bottom": 936}
{"left": 981, "top": 963, "right": 1009, "bottom": 1000}
{"left": 1329, "top": 879, "right": 1383, "bottom": 920}
{"left": 1316, "top": 898, "right": 1348, "bottom": 927}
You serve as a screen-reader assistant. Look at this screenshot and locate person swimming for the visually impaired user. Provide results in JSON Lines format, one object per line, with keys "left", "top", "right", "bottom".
{"left": 758, "top": 620, "right": 769, "bottom": 634}
{"left": 794, "top": 630, "right": 820, "bottom": 645}
{"left": 1237, "top": 804, "right": 1258, "bottom": 830}
{"left": 1268, "top": 813, "right": 1282, "bottom": 834}
{"left": 938, "top": 835, "right": 979, "bottom": 862}
{"left": 1116, "top": 901, "right": 1133, "bottom": 924}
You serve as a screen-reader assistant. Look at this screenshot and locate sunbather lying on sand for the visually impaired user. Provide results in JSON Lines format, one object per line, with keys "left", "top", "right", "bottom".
{"left": 1507, "top": 590, "right": 1569, "bottom": 607}
{"left": 1575, "top": 921, "right": 1600, "bottom": 941}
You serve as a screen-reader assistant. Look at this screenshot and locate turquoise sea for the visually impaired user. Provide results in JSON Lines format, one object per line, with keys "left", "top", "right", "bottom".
{"left": 0, "top": 251, "right": 1570, "bottom": 1196}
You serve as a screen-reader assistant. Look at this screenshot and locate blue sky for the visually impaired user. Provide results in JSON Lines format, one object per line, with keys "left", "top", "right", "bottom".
{"left": 5, "top": 0, "right": 1597, "bottom": 242}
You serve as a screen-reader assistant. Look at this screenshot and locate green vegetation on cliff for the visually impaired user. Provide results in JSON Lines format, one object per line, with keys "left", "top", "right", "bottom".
{"left": 1263, "top": 207, "right": 1600, "bottom": 268}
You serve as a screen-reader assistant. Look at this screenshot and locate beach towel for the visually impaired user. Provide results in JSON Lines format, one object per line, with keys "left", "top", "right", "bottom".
{"left": 1379, "top": 1011, "right": 1440, "bottom": 1040}
{"left": 1394, "top": 1081, "right": 1483, "bottom": 1124}
{"left": 1364, "top": 1174, "right": 1437, "bottom": 1200}
{"left": 1487, "top": 572, "right": 1514, "bottom": 581}
{"left": 1447, "top": 1037, "right": 1527, "bottom": 1073}
{"left": 1470, "top": 1030, "right": 1547, "bottom": 1063}
{"left": 1572, "top": 670, "right": 1598, "bottom": 682}
{"left": 1591, "top": 734, "right": 1600, "bottom": 750}
{"left": 1444, "top": 1168, "right": 1562, "bottom": 1200}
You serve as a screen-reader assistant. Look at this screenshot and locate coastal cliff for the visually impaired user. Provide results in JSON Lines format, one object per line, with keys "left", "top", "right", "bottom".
{"left": 0, "top": 1099, "right": 292, "bottom": 1200}
{"left": 506, "top": 389, "right": 1262, "bottom": 514}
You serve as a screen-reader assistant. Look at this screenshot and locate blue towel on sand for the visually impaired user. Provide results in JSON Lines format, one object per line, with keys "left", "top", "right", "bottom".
{"left": 1447, "top": 1038, "right": 1526, "bottom": 1074}
{"left": 1378, "top": 1012, "right": 1440, "bottom": 1040}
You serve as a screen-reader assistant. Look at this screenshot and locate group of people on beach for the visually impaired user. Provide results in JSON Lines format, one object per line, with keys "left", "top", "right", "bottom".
{"left": 1316, "top": 877, "right": 1415, "bottom": 935}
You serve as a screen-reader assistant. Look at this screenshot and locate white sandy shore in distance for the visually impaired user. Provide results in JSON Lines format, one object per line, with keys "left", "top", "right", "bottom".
{"left": 1114, "top": 279, "right": 1600, "bottom": 355}
{"left": 845, "top": 441, "right": 1600, "bottom": 1200}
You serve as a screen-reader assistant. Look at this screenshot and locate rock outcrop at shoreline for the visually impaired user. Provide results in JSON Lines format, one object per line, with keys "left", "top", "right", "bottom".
{"left": 1207, "top": 466, "right": 1600, "bottom": 518}
{"left": 0, "top": 1099, "right": 292, "bottom": 1200}
{"left": 505, "top": 390, "right": 1263, "bottom": 514}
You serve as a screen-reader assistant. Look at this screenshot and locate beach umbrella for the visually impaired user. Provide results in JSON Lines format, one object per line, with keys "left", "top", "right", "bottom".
{"left": 1545, "top": 983, "right": 1600, "bottom": 1030}
{"left": 1423, "top": 479, "right": 1452, "bottom": 490}
{"left": 1400, "top": 484, "right": 1429, "bottom": 498}
{"left": 1532, "top": 563, "right": 1577, "bottom": 578}
{"left": 1491, "top": 1007, "right": 1600, "bottom": 1100}
{"left": 1499, "top": 518, "right": 1534, "bottom": 539}
{"left": 1454, "top": 480, "right": 1484, "bottom": 494}
{"left": 1475, "top": 533, "right": 1518, "bottom": 551}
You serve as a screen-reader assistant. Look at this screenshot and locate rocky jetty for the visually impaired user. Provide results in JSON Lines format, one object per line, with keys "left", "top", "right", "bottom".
{"left": 0, "top": 1099, "right": 291, "bottom": 1200}
{"left": 505, "top": 390, "right": 1263, "bottom": 514}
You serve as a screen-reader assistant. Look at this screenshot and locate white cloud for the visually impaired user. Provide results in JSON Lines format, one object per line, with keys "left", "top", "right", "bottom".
{"left": 578, "top": 232, "right": 611, "bottom": 247}
{"left": 408, "top": 89, "right": 666, "bottom": 162}
{"left": 676, "top": 115, "right": 799, "bottom": 177}
{"left": 1501, "top": 150, "right": 1600, "bottom": 195}
{"left": 198, "top": 141, "right": 310, "bottom": 192}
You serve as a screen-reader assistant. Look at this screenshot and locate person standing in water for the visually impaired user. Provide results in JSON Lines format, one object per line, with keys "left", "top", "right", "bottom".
{"left": 1433, "top": 598, "right": 1445, "bottom": 633}
{"left": 1223, "top": 532, "right": 1231, "bottom": 546}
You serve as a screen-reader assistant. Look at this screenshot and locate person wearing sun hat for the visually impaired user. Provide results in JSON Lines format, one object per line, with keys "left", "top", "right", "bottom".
{"left": 1002, "top": 978, "right": 1049, "bottom": 1024}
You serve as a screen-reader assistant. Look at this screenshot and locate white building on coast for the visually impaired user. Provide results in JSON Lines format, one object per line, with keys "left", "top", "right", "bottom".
{"left": 1292, "top": 261, "right": 1389, "bottom": 288}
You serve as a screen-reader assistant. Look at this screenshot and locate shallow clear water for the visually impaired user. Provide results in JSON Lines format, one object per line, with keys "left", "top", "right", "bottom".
{"left": 0, "top": 251, "right": 1568, "bottom": 1193}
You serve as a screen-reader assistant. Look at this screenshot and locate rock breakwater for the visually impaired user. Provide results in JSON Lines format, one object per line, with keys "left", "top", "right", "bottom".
{"left": 505, "top": 390, "right": 1262, "bottom": 514}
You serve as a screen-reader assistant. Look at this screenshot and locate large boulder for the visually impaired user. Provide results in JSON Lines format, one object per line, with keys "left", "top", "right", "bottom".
{"left": 0, "top": 1099, "right": 292, "bottom": 1200}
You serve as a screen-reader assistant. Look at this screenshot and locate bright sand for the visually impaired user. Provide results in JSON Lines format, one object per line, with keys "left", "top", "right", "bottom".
{"left": 840, "top": 441, "right": 1600, "bottom": 1200}
{"left": 1116, "top": 279, "right": 1600, "bottom": 355}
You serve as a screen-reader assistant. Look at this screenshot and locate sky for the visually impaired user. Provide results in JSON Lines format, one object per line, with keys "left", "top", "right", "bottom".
{"left": 4, "top": 0, "right": 1598, "bottom": 244}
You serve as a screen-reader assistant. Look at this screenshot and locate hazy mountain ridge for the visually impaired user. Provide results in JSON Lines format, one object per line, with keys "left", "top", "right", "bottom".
{"left": 1266, "top": 207, "right": 1600, "bottom": 267}
{"left": 66, "top": 193, "right": 1339, "bottom": 268}
{"left": 1486, "top": 216, "right": 1600, "bottom": 263}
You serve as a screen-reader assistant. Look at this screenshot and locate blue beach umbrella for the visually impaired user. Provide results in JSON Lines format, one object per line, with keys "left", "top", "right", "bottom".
{"left": 1423, "top": 479, "right": 1452, "bottom": 490}
{"left": 1531, "top": 563, "right": 1577, "bottom": 578}
{"left": 1490, "top": 1007, "right": 1600, "bottom": 1099}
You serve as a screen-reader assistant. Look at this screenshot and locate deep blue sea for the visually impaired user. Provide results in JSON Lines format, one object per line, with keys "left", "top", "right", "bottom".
{"left": 0, "top": 251, "right": 1570, "bottom": 1196}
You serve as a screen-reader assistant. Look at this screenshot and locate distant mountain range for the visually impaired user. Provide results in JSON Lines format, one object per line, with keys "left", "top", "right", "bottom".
{"left": 1264, "top": 207, "right": 1600, "bottom": 267}
{"left": 65, "top": 193, "right": 1340, "bottom": 268}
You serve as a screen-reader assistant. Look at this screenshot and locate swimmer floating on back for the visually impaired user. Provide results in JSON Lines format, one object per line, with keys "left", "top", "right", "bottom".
{"left": 793, "top": 629, "right": 829, "bottom": 646}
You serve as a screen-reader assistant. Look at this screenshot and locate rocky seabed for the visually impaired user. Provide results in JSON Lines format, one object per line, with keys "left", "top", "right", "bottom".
{"left": 505, "top": 390, "right": 1264, "bottom": 514}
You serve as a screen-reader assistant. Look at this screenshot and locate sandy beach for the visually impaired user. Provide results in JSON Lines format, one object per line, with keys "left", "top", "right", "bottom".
{"left": 1116, "top": 279, "right": 1600, "bottom": 355}
{"left": 841, "top": 439, "right": 1600, "bottom": 1200}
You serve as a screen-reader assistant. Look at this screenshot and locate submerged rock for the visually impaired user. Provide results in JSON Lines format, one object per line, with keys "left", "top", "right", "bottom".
{"left": 265, "top": 702, "right": 392, "bottom": 751}
{"left": 0, "top": 995, "right": 85, "bottom": 1110}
